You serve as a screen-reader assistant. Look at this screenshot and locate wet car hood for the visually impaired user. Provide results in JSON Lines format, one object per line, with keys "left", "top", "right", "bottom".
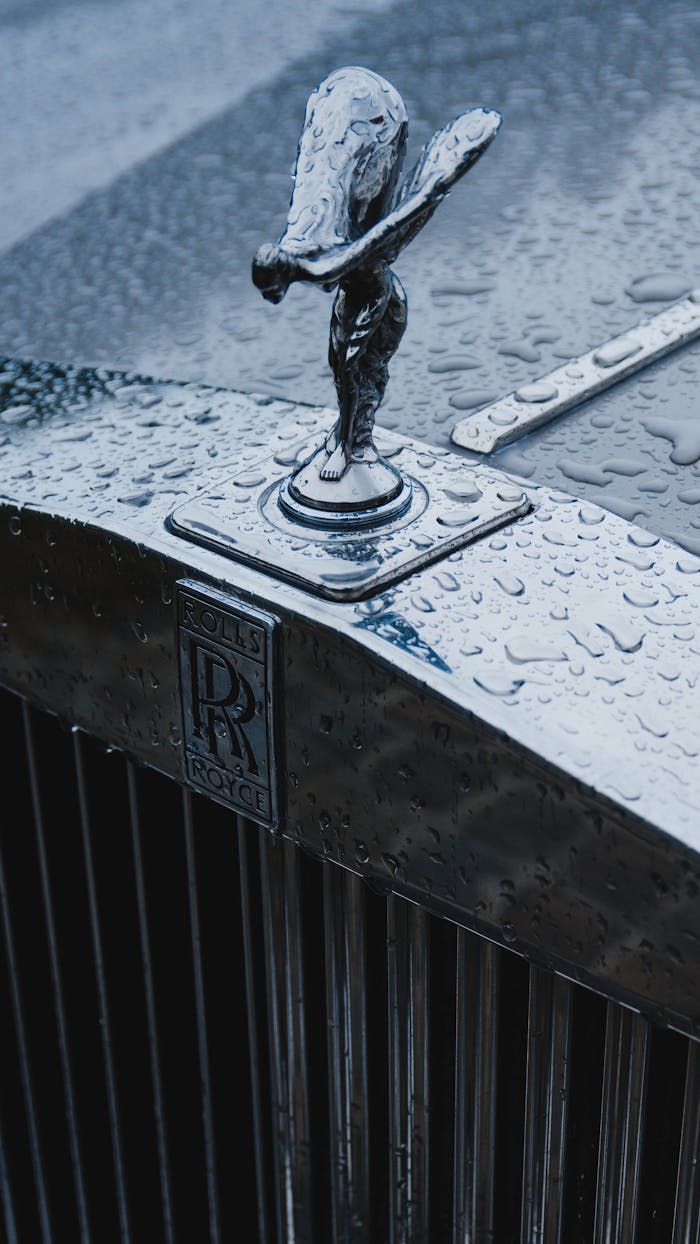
{"left": 1, "top": 0, "right": 700, "bottom": 560}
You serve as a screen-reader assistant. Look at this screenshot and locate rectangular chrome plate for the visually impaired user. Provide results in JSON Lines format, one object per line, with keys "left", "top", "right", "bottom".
{"left": 169, "top": 430, "right": 530, "bottom": 602}
{"left": 177, "top": 582, "right": 280, "bottom": 827}
{"left": 451, "top": 289, "right": 700, "bottom": 454}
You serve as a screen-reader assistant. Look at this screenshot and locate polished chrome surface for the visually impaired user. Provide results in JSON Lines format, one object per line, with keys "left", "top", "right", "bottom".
{"left": 252, "top": 66, "right": 500, "bottom": 525}
{"left": 593, "top": 1004, "right": 649, "bottom": 1244}
{"left": 170, "top": 426, "right": 530, "bottom": 601}
{"left": 452, "top": 933, "right": 500, "bottom": 1244}
{"left": 387, "top": 897, "right": 430, "bottom": 1244}
{"left": 1, "top": 362, "right": 700, "bottom": 1033}
{"left": 323, "top": 866, "right": 370, "bottom": 1242}
{"left": 520, "top": 970, "right": 572, "bottom": 1244}
{"left": 451, "top": 290, "right": 700, "bottom": 455}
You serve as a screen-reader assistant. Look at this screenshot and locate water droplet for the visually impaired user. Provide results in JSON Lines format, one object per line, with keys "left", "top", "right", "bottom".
{"left": 474, "top": 673, "right": 524, "bottom": 696}
{"left": 505, "top": 637, "right": 567, "bottom": 663}
{"left": 626, "top": 275, "right": 691, "bottom": 303}
{"left": 118, "top": 490, "right": 154, "bottom": 508}
{"left": 131, "top": 620, "right": 148, "bottom": 644}
{"left": 623, "top": 588, "right": 658, "bottom": 608}
{"left": 443, "top": 483, "right": 483, "bottom": 504}
{"left": 593, "top": 337, "right": 642, "bottom": 367}
{"left": 596, "top": 618, "right": 644, "bottom": 653}
{"left": 434, "top": 572, "right": 459, "bottom": 591}
{"left": 411, "top": 594, "right": 435, "bottom": 613}
{"left": 494, "top": 573, "right": 525, "bottom": 597}
{"left": 233, "top": 470, "right": 266, "bottom": 488}
{"left": 437, "top": 509, "right": 480, "bottom": 528}
{"left": 515, "top": 380, "right": 558, "bottom": 403}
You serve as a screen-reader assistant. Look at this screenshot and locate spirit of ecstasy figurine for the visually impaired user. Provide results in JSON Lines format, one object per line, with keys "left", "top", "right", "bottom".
{"left": 253, "top": 66, "right": 501, "bottom": 528}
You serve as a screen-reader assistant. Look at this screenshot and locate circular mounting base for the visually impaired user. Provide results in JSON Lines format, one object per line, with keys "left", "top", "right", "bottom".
{"left": 279, "top": 472, "right": 413, "bottom": 530}
{"left": 279, "top": 444, "right": 414, "bottom": 530}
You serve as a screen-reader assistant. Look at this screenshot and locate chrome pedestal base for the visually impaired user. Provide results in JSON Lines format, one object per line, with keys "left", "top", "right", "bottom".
{"left": 279, "top": 449, "right": 414, "bottom": 531}
{"left": 168, "top": 421, "right": 531, "bottom": 602}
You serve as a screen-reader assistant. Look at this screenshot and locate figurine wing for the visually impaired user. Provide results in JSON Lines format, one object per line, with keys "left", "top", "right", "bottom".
{"left": 295, "top": 107, "right": 501, "bottom": 282}
{"left": 399, "top": 107, "right": 502, "bottom": 203}
{"left": 252, "top": 107, "right": 500, "bottom": 300}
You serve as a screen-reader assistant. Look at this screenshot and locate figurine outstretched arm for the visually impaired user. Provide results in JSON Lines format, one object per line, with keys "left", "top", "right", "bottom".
{"left": 253, "top": 107, "right": 501, "bottom": 302}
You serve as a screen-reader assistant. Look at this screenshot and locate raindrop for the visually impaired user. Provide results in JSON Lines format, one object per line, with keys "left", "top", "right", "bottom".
{"left": 596, "top": 619, "right": 644, "bottom": 653}
{"left": 443, "top": 483, "right": 483, "bottom": 504}
{"left": 515, "top": 380, "right": 558, "bottom": 403}
{"left": 474, "top": 673, "right": 524, "bottom": 696}
{"left": 411, "top": 594, "right": 435, "bottom": 613}
{"left": 434, "top": 572, "right": 459, "bottom": 591}
{"left": 593, "top": 337, "right": 642, "bottom": 367}
{"left": 505, "top": 637, "right": 567, "bottom": 663}
{"left": 494, "top": 572, "right": 525, "bottom": 597}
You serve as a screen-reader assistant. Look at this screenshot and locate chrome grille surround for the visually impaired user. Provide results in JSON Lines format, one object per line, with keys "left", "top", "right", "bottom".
{"left": 0, "top": 360, "right": 699, "bottom": 1241}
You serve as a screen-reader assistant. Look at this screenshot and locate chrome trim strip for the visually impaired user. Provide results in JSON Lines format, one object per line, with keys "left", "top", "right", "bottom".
{"left": 451, "top": 291, "right": 700, "bottom": 454}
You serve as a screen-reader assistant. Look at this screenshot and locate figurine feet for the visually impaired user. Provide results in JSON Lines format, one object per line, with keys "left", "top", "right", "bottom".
{"left": 279, "top": 436, "right": 412, "bottom": 529}
{"left": 319, "top": 444, "right": 348, "bottom": 481}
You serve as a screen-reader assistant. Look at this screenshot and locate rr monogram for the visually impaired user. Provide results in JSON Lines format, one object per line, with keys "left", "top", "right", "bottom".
{"left": 178, "top": 583, "right": 279, "bottom": 827}
{"left": 188, "top": 639, "right": 258, "bottom": 774}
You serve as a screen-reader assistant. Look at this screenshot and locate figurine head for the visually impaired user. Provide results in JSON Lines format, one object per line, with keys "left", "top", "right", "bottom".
{"left": 251, "top": 243, "right": 300, "bottom": 303}
{"left": 279, "top": 67, "right": 408, "bottom": 257}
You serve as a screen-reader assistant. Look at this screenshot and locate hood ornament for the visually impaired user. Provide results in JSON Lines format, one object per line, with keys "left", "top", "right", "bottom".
{"left": 168, "top": 67, "right": 529, "bottom": 601}
{"left": 253, "top": 66, "right": 501, "bottom": 529}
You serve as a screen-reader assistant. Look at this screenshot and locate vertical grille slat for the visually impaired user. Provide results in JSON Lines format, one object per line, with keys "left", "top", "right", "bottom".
{"left": 237, "top": 818, "right": 273, "bottom": 1244}
{"left": 0, "top": 688, "right": 698, "bottom": 1242}
{"left": 673, "top": 1042, "right": 700, "bottom": 1244}
{"left": 23, "top": 706, "right": 92, "bottom": 1244}
{"left": 452, "top": 931, "right": 500, "bottom": 1244}
{"left": 73, "top": 732, "right": 133, "bottom": 1244}
{"left": 182, "top": 790, "right": 223, "bottom": 1244}
{"left": 0, "top": 1109, "right": 19, "bottom": 1244}
{"left": 387, "top": 897, "right": 430, "bottom": 1244}
{"left": 126, "top": 764, "right": 176, "bottom": 1244}
{"left": 520, "top": 969, "right": 572, "bottom": 1244}
{"left": 259, "top": 832, "right": 313, "bottom": 1244}
{"left": 0, "top": 830, "right": 52, "bottom": 1244}
{"left": 593, "top": 1004, "right": 649, "bottom": 1244}
{"left": 323, "top": 866, "right": 370, "bottom": 1243}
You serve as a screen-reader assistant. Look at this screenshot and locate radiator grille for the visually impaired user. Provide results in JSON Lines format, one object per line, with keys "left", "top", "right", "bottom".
{"left": 1, "top": 686, "right": 699, "bottom": 1243}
